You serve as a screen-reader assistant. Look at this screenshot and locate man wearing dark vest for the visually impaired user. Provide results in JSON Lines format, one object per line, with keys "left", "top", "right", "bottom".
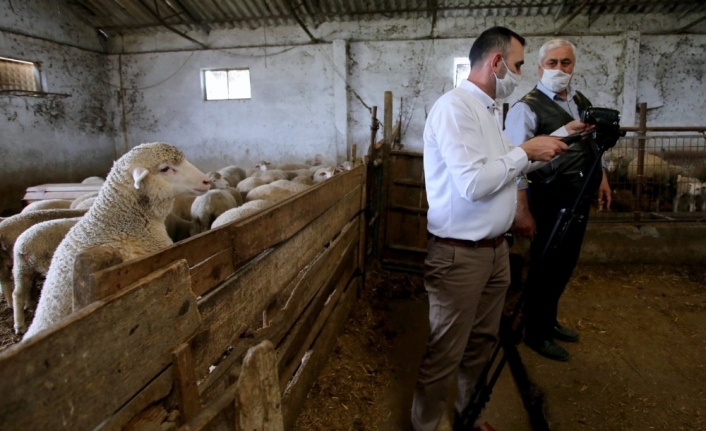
{"left": 505, "top": 39, "right": 612, "bottom": 362}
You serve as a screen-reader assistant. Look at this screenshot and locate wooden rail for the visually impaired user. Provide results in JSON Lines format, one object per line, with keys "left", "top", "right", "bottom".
{"left": 0, "top": 164, "right": 367, "bottom": 431}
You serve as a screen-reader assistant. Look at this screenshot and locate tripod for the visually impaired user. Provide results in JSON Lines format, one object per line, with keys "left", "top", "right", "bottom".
{"left": 454, "top": 127, "right": 622, "bottom": 431}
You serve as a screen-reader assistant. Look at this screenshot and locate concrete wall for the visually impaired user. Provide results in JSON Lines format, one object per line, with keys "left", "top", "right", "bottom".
{"left": 109, "top": 44, "right": 340, "bottom": 171}
{"left": 1, "top": 3, "right": 705, "bottom": 214}
{"left": 0, "top": 0, "right": 113, "bottom": 215}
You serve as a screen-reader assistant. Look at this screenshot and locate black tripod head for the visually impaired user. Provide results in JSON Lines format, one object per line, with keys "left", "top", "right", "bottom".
{"left": 581, "top": 107, "right": 625, "bottom": 150}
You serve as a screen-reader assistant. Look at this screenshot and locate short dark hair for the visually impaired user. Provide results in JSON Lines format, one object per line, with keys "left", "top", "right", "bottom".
{"left": 469, "top": 26, "right": 525, "bottom": 67}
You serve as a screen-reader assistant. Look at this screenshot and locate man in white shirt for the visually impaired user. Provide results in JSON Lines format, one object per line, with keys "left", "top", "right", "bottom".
{"left": 505, "top": 39, "right": 612, "bottom": 362}
{"left": 412, "top": 27, "right": 568, "bottom": 431}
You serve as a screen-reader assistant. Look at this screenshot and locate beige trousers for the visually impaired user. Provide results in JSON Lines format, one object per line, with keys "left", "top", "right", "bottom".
{"left": 411, "top": 236, "right": 510, "bottom": 431}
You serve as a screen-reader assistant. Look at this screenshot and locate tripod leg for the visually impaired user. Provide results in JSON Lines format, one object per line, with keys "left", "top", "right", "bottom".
{"left": 505, "top": 341, "right": 551, "bottom": 431}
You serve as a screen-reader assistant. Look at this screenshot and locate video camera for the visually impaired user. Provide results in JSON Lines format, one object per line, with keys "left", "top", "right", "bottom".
{"left": 583, "top": 107, "right": 625, "bottom": 149}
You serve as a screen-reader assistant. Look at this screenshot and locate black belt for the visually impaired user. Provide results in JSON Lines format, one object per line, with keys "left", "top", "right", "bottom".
{"left": 428, "top": 233, "right": 506, "bottom": 248}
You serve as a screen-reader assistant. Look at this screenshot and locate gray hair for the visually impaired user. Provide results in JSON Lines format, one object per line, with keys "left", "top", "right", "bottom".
{"left": 538, "top": 39, "right": 576, "bottom": 65}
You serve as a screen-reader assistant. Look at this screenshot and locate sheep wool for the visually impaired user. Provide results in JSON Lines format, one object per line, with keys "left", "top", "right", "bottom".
{"left": 24, "top": 143, "right": 210, "bottom": 339}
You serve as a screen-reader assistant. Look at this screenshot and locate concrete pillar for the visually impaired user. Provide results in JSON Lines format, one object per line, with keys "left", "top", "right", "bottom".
{"left": 620, "top": 31, "right": 640, "bottom": 127}
{"left": 332, "top": 39, "right": 349, "bottom": 163}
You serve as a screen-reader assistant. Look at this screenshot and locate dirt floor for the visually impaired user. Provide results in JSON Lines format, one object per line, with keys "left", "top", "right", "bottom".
{"left": 1, "top": 261, "right": 704, "bottom": 431}
{"left": 291, "top": 261, "right": 706, "bottom": 431}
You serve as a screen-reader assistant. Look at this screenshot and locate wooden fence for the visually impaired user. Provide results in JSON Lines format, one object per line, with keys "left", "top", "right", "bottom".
{"left": 0, "top": 163, "right": 366, "bottom": 431}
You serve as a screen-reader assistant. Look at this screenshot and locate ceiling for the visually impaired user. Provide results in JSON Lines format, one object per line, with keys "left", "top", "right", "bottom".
{"left": 65, "top": 0, "right": 706, "bottom": 38}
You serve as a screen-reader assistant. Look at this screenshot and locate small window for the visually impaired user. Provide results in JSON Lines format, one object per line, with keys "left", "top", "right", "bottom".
{"left": 454, "top": 57, "right": 470, "bottom": 88}
{"left": 0, "top": 56, "right": 41, "bottom": 92}
{"left": 204, "top": 68, "right": 251, "bottom": 100}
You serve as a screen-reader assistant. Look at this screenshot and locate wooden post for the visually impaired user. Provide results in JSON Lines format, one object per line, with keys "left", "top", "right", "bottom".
{"left": 234, "top": 340, "right": 284, "bottom": 431}
{"left": 378, "top": 91, "right": 394, "bottom": 259}
{"left": 350, "top": 143, "right": 357, "bottom": 163}
{"left": 72, "top": 246, "right": 123, "bottom": 311}
{"left": 635, "top": 102, "right": 647, "bottom": 222}
{"left": 173, "top": 343, "right": 202, "bottom": 423}
{"left": 368, "top": 106, "right": 379, "bottom": 157}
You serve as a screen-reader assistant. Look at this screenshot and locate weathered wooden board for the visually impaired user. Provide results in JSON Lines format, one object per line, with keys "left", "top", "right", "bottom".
{"left": 173, "top": 343, "right": 202, "bottom": 423}
{"left": 228, "top": 164, "right": 364, "bottom": 265}
{"left": 276, "top": 241, "right": 358, "bottom": 390}
{"left": 23, "top": 183, "right": 102, "bottom": 202}
{"left": 190, "top": 247, "right": 236, "bottom": 298}
{"left": 0, "top": 260, "right": 201, "bottom": 431}
{"left": 198, "top": 217, "right": 360, "bottom": 404}
{"left": 192, "top": 185, "right": 362, "bottom": 379}
{"left": 235, "top": 341, "right": 284, "bottom": 431}
{"left": 280, "top": 275, "right": 361, "bottom": 430}
{"left": 94, "top": 369, "right": 173, "bottom": 431}
{"left": 91, "top": 229, "right": 232, "bottom": 301}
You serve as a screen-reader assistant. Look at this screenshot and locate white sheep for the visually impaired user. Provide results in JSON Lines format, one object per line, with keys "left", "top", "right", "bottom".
{"left": 245, "top": 184, "right": 296, "bottom": 203}
{"left": 206, "top": 171, "right": 230, "bottom": 189}
{"left": 236, "top": 177, "right": 267, "bottom": 199}
{"left": 627, "top": 154, "right": 682, "bottom": 184}
{"left": 292, "top": 175, "right": 315, "bottom": 186}
{"left": 23, "top": 142, "right": 211, "bottom": 339}
{"left": 0, "top": 209, "right": 87, "bottom": 308}
{"left": 211, "top": 200, "right": 274, "bottom": 229}
{"left": 218, "top": 166, "right": 247, "bottom": 187}
{"left": 278, "top": 163, "right": 311, "bottom": 171}
{"left": 165, "top": 212, "right": 193, "bottom": 243}
{"left": 268, "top": 179, "right": 311, "bottom": 194}
{"left": 12, "top": 217, "right": 81, "bottom": 334}
{"left": 190, "top": 189, "right": 238, "bottom": 235}
{"left": 673, "top": 175, "right": 704, "bottom": 213}
{"left": 312, "top": 166, "right": 336, "bottom": 183}
{"left": 74, "top": 196, "right": 97, "bottom": 210}
{"left": 172, "top": 195, "right": 196, "bottom": 220}
{"left": 21, "top": 199, "right": 72, "bottom": 213}
{"left": 81, "top": 176, "right": 105, "bottom": 185}
{"left": 70, "top": 192, "right": 100, "bottom": 209}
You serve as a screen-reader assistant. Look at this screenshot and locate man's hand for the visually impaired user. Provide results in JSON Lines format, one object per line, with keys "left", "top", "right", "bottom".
{"left": 513, "top": 190, "right": 536, "bottom": 240}
{"left": 519, "top": 136, "right": 569, "bottom": 162}
{"left": 565, "top": 120, "right": 595, "bottom": 135}
{"left": 598, "top": 170, "right": 612, "bottom": 211}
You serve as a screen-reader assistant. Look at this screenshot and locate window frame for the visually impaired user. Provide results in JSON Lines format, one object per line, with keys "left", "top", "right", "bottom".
{"left": 202, "top": 67, "right": 252, "bottom": 102}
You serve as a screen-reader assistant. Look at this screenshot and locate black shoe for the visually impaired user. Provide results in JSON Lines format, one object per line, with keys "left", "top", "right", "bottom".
{"left": 525, "top": 338, "right": 570, "bottom": 362}
{"left": 553, "top": 324, "right": 579, "bottom": 342}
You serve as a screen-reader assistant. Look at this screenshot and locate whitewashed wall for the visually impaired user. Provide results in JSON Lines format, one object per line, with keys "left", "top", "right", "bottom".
{"left": 1, "top": 0, "right": 705, "bottom": 214}
{"left": 0, "top": 0, "right": 112, "bottom": 214}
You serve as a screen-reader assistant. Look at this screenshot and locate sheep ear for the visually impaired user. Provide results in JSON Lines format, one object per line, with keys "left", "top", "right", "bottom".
{"left": 132, "top": 167, "right": 150, "bottom": 189}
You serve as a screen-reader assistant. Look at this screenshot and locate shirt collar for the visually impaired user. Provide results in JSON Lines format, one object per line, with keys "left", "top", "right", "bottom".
{"left": 459, "top": 79, "right": 498, "bottom": 114}
{"left": 536, "top": 80, "right": 576, "bottom": 102}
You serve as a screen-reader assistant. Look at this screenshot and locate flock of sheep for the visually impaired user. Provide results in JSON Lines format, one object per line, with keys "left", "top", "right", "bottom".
{"left": 603, "top": 147, "right": 706, "bottom": 212}
{"left": 0, "top": 143, "right": 349, "bottom": 340}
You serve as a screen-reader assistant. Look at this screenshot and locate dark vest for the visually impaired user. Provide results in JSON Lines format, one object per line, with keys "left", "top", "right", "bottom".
{"left": 519, "top": 87, "right": 603, "bottom": 204}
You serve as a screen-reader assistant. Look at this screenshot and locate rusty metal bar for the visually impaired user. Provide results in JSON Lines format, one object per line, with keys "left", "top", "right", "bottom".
{"left": 634, "top": 103, "right": 647, "bottom": 222}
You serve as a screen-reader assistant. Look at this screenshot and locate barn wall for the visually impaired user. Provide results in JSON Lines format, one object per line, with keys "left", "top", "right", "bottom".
{"left": 108, "top": 44, "right": 339, "bottom": 171}
{"left": 0, "top": 0, "right": 114, "bottom": 215}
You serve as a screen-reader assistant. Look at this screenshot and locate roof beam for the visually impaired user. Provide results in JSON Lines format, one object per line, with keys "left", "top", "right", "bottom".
{"left": 553, "top": 0, "right": 567, "bottom": 21}
{"left": 554, "top": 0, "right": 591, "bottom": 35}
{"left": 133, "top": 0, "right": 209, "bottom": 48}
{"left": 284, "top": 0, "right": 320, "bottom": 43}
{"left": 428, "top": 0, "right": 439, "bottom": 39}
{"left": 168, "top": 0, "right": 211, "bottom": 33}
{"left": 678, "top": 13, "right": 706, "bottom": 33}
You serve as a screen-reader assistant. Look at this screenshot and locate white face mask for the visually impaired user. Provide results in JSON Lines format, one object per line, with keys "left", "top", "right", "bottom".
{"left": 541, "top": 67, "right": 573, "bottom": 93}
{"left": 494, "top": 57, "right": 520, "bottom": 99}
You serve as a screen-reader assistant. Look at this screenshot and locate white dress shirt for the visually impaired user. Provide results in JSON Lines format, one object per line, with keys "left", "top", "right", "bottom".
{"left": 423, "top": 79, "right": 532, "bottom": 241}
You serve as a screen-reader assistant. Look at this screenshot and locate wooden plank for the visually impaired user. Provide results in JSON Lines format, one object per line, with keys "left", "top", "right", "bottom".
{"left": 173, "top": 343, "right": 202, "bottom": 423}
{"left": 389, "top": 205, "right": 428, "bottom": 215}
{"left": 228, "top": 164, "right": 364, "bottom": 265}
{"left": 198, "top": 218, "right": 359, "bottom": 404}
{"left": 390, "top": 149, "right": 423, "bottom": 158}
{"left": 91, "top": 227, "right": 232, "bottom": 301}
{"left": 280, "top": 275, "right": 361, "bottom": 430}
{"left": 189, "top": 247, "right": 236, "bottom": 298}
{"left": 394, "top": 179, "right": 425, "bottom": 187}
{"left": 0, "top": 260, "right": 201, "bottom": 431}
{"left": 192, "top": 185, "right": 362, "bottom": 379}
{"left": 177, "top": 384, "right": 238, "bottom": 431}
{"left": 95, "top": 369, "right": 173, "bottom": 431}
{"left": 25, "top": 183, "right": 103, "bottom": 192}
{"left": 276, "top": 246, "right": 357, "bottom": 390}
{"left": 73, "top": 246, "right": 124, "bottom": 309}
{"left": 235, "top": 340, "right": 284, "bottom": 431}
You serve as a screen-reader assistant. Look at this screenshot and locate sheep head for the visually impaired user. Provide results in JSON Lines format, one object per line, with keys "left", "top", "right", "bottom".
{"left": 117, "top": 143, "right": 211, "bottom": 198}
